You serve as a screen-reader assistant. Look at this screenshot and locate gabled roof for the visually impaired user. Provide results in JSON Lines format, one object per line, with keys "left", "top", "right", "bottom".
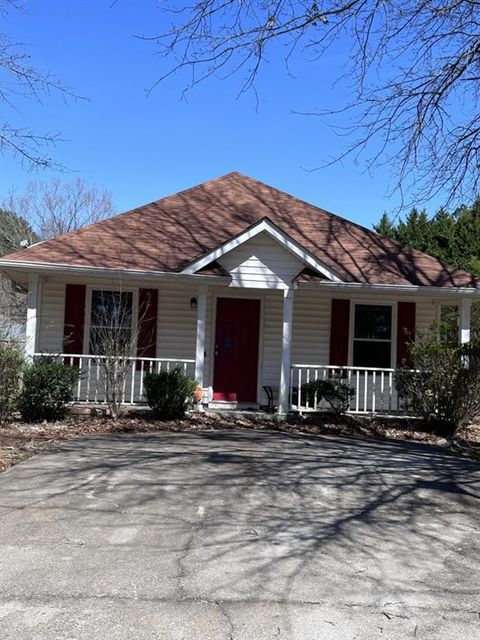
{"left": 181, "top": 217, "right": 342, "bottom": 282}
{"left": 1, "top": 172, "right": 478, "bottom": 288}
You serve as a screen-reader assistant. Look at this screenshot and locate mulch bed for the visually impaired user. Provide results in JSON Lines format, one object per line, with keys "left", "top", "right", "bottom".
{"left": 0, "top": 412, "right": 479, "bottom": 473}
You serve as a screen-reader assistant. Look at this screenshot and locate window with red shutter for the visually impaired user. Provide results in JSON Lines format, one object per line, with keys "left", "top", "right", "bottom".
{"left": 396, "top": 302, "right": 416, "bottom": 367}
{"left": 137, "top": 289, "right": 158, "bottom": 360}
{"left": 353, "top": 304, "right": 392, "bottom": 368}
{"left": 329, "top": 299, "right": 350, "bottom": 366}
{"left": 63, "top": 284, "right": 86, "bottom": 354}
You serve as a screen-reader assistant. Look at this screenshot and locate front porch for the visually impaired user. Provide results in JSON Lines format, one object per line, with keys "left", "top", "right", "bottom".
{"left": 32, "top": 353, "right": 412, "bottom": 416}
{"left": 25, "top": 275, "right": 475, "bottom": 418}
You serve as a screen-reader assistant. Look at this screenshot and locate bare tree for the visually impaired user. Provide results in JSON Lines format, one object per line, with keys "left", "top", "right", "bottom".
{"left": 4, "top": 177, "right": 115, "bottom": 239}
{"left": 0, "top": 1, "right": 78, "bottom": 169}
{"left": 88, "top": 290, "right": 135, "bottom": 419}
{"left": 141, "top": 0, "right": 480, "bottom": 206}
{"left": 87, "top": 289, "right": 155, "bottom": 419}
{"left": 0, "top": 179, "right": 114, "bottom": 334}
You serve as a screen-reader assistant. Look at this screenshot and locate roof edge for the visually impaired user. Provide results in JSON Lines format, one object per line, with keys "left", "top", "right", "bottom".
{"left": 0, "top": 259, "right": 232, "bottom": 285}
{"left": 297, "top": 280, "right": 480, "bottom": 295}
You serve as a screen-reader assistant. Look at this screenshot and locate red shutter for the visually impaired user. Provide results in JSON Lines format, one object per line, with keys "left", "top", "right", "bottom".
{"left": 397, "top": 302, "right": 416, "bottom": 367}
{"left": 329, "top": 299, "right": 350, "bottom": 366}
{"left": 137, "top": 289, "right": 158, "bottom": 365}
{"left": 63, "top": 284, "right": 86, "bottom": 355}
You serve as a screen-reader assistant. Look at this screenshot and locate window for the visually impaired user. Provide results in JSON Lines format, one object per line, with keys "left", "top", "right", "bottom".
{"left": 353, "top": 304, "right": 392, "bottom": 368}
{"left": 89, "top": 290, "right": 133, "bottom": 355}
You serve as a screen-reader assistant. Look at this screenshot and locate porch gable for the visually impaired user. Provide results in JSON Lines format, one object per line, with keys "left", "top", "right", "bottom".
{"left": 216, "top": 231, "right": 304, "bottom": 289}
{"left": 181, "top": 217, "right": 343, "bottom": 284}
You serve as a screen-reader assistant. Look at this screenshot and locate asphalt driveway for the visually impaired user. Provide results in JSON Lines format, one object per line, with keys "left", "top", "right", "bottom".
{"left": 0, "top": 430, "right": 479, "bottom": 639}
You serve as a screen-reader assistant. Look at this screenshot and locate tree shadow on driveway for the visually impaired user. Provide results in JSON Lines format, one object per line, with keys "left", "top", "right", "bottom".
{"left": 0, "top": 430, "right": 479, "bottom": 637}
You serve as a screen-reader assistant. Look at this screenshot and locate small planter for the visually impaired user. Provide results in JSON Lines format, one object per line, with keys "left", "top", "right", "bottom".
{"left": 193, "top": 385, "right": 204, "bottom": 403}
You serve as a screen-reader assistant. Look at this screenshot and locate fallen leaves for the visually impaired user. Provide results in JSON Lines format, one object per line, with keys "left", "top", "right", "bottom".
{"left": 0, "top": 411, "right": 478, "bottom": 473}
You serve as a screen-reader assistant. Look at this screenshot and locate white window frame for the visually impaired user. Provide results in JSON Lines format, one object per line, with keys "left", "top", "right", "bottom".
{"left": 83, "top": 285, "right": 139, "bottom": 355}
{"left": 349, "top": 301, "right": 397, "bottom": 369}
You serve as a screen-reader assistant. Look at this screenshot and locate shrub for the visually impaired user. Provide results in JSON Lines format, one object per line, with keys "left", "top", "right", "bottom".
{"left": 0, "top": 337, "right": 24, "bottom": 423}
{"left": 144, "top": 368, "right": 196, "bottom": 420}
{"left": 18, "top": 358, "right": 79, "bottom": 422}
{"left": 301, "top": 378, "right": 354, "bottom": 415}
{"left": 396, "top": 325, "right": 480, "bottom": 431}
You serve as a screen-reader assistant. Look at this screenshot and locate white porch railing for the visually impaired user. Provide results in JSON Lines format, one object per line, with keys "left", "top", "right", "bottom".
{"left": 33, "top": 353, "right": 196, "bottom": 405}
{"left": 290, "top": 364, "right": 412, "bottom": 415}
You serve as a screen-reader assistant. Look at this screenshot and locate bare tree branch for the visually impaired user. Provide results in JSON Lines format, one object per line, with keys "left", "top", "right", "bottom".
{"left": 0, "top": 1, "right": 81, "bottom": 169}
{"left": 0, "top": 178, "right": 115, "bottom": 334}
{"left": 85, "top": 288, "right": 153, "bottom": 419}
{"left": 3, "top": 177, "right": 115, "bottom": 239}
{"left": 139, "top": 0, "right": 480, "bottom": 206}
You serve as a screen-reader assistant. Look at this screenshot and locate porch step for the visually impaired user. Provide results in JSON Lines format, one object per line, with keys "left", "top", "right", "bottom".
{"left": 207, "top": 401, "right": 260, "bottom": 411}
{"left": 205, "top": 408, "right": 286, "bottom": 422}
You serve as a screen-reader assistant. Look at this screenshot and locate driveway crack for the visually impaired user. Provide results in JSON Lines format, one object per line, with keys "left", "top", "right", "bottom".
{"left": 177, "top": 506, "right": 207, "bottom": 601}
{"left": 215, "top": 599, "right": 235, "bottom": 640}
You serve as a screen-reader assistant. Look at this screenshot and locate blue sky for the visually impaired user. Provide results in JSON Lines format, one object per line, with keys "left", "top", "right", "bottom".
{"left": 1, "top": 1, "right": 434, "bottom": 228}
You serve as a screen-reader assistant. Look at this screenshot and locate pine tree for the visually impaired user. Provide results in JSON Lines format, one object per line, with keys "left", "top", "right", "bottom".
{"left": 374, "top": 213, "right": 397, "bottom": 239}
{"left": 374, "top": 202, "right": 480, "bottom": 276}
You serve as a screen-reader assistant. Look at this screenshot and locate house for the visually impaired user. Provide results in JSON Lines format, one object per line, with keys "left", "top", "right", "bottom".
{"left": 1, "top": 172, "right": 479, "bottom": 415}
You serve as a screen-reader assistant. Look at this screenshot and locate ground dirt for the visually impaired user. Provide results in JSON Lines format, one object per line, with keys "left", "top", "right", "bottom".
{"left": 1, "top": 411, "right": 479, "bottom": 473}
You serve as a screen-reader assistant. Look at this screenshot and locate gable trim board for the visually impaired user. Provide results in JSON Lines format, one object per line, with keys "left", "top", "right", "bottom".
{"left": 216, "top": 231, "right": 305, "bottom": 289}
{"left": 181, "top": 218, "right": 343, "bottom": 284}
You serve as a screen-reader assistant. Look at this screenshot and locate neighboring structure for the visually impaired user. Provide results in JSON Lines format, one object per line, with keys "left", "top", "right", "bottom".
{"left": 0, "top": 172, "right": 478, "bottom": 415}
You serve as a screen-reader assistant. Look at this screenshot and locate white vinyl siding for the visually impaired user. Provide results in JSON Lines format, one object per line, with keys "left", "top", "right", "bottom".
{"left": 36, "top": 277, "right": 442, "bottom": 397}
{"left": 218, "top": 232, "right": 303, "bottom": 288}
{"left": 416, "top": 299, "right": 438, "bottom": 332}
{"left": 261, "top": 291, "right": 283, "bottom": 386}
{"left": 156, "top": 283, "right": 198, "bottom": 360}
{"left": 291, "top": 291, "right": 330, "bottom": 366}
{"left": 38, "top": 279, "right": 66, "bottom": 353}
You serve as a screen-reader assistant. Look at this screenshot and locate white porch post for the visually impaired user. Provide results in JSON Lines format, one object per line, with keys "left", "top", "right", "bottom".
{"left": 25, "top": 273, "right": 40, "bottom": 360}
{"left": 194, "top": 285, "right": 208, "bottom": 393}
{"left": 278, "top": 287, "right": 294, "bottom": 414}
{"left": 459, "top": 298, "right": 472, "bottom": 345}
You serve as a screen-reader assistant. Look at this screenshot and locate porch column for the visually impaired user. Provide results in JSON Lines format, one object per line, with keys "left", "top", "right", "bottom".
{"left": 459, "top": 298, "right": 472, "bottom": 345}
{"left": 25, "top": 273, "right": 40, "bottom": 360}
{"left": 194, "top": 284, "right": 208, "bottom": 392}
{"left": 278, "top": 286, "right": 294, "bottom": 414}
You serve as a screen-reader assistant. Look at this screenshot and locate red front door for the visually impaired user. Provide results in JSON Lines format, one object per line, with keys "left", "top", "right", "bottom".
{"left": 213, "top": 298, "right": 260, "bottom": 402}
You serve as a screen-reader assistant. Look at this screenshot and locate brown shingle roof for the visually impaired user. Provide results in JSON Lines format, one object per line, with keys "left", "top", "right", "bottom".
{"left": 2, "top": 172, "right": 478, "bottom": 287}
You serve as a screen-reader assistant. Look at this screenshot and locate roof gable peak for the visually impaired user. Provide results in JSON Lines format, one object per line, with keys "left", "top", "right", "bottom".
{"left": 181, "top": 217, "right": 343, "bottom": 282}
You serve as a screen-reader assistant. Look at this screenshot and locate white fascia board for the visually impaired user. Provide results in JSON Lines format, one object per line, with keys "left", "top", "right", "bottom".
{"left": 297, "top": 280, "right": 480, "bottom": 297}
{"left": 181, "top": 218, "right": 343, "bottom": 282}
{"left": 0, "top": 260, "right": 231, "bottom": 285}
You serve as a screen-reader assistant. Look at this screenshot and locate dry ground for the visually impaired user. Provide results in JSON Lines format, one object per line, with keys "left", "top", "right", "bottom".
{"left": 1, "top": 412, "right": 479, "bottom": 473}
